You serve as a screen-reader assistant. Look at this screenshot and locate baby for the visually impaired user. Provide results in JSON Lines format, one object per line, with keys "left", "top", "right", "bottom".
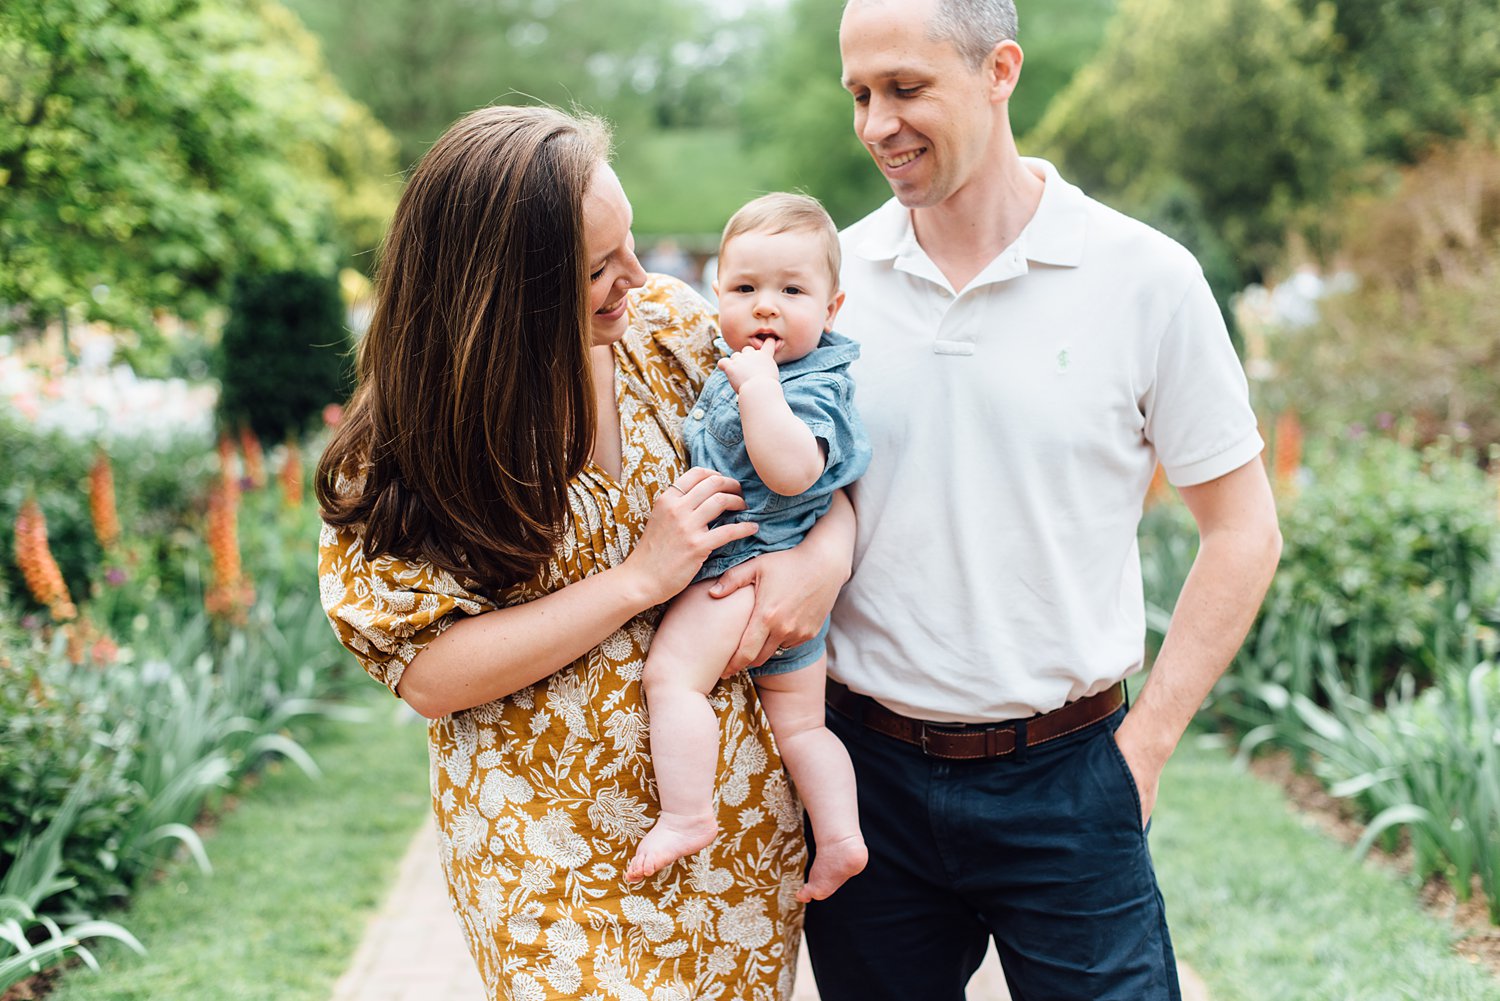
{"left": 626, "top": 193, "right": 871, "bottom": 902}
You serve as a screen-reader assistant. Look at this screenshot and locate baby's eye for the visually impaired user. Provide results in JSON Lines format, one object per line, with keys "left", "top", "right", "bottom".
{"left": 783, "top": 286, "right": 804, "bottom": 295}
{"left": 733, "top": 284, "right": 755, "bottom": 294}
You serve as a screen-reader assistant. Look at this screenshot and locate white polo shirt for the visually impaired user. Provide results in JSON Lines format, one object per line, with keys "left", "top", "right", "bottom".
{"left": 828, "top": 159, "right": 1263, "bottom": 722}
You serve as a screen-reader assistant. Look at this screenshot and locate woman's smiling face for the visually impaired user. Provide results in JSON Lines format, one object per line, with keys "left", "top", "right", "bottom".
{"left": 582, "top": 163, "right": 647, "bottom": 347}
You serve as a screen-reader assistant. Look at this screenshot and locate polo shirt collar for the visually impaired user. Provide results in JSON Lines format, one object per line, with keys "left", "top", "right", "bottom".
{"left": 850, "top": 157, "right": 1088, "bottom": 279}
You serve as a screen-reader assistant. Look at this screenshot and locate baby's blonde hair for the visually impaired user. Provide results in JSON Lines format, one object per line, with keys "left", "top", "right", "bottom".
{"left": 720, "top": 192, "right": 841, "bottom": 291}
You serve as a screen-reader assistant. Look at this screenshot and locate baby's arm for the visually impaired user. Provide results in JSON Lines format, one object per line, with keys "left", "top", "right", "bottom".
{"left": 718, "top": 343, "right": 825, "bottom": 495}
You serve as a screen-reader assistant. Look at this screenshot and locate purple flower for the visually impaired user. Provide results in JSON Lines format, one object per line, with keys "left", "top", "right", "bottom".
{"left": 1376, "top": 412, "right": 1394, "bottom": 430}
{"left": 1347, "top": 422, "right": 1366, "bottom": 439}
{"left": 20, "top": 614, "right": 40, "bottom": 630}
{"left": 105, "top": 567, "right": 128, "bottom": 586}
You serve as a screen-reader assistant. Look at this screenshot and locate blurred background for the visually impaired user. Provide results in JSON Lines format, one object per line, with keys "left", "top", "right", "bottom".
{"left": 4, "top": 1, "right": 1500, "bottom": 998}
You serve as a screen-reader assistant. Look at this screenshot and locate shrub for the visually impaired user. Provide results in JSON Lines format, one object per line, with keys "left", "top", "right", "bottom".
{"left": 216, "top": 270, "right": 352, "bottom": 444}
{"left": 1263, "top": 140, "right": 1500, "bottom": 453}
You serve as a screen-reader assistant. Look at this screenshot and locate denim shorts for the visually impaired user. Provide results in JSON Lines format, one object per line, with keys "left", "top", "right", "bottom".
{"left": 749, "top": 616, "right": 831, "bottom": 678}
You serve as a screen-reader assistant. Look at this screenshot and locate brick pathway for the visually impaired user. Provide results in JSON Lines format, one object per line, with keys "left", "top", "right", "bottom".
{"left": 332, "top": 817, "right": 1209, "bottom": 1001}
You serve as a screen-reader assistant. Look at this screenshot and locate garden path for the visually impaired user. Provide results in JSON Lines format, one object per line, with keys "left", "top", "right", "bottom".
{"left": 332, "top": 817, "right": 1211, "bottom": 1001}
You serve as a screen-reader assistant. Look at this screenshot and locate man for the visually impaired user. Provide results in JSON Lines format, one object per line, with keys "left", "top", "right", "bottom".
{"left": 806, "top": 1, "right": 1283, "bottom": 999}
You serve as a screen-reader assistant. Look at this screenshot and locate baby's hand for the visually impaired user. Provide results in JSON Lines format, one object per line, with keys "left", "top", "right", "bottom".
{"left": 718, "top": 342, "right": 780, "bottom": 394}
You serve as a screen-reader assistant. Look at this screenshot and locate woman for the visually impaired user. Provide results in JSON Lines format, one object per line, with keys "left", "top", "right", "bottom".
{"left": 316, "top": 105, "right": 854, "bottom": 1000}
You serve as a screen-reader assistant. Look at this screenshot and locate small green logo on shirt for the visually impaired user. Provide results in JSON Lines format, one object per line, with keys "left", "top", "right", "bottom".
{"left": 1056, "top": 349, "right": 1071, "bottom": 372}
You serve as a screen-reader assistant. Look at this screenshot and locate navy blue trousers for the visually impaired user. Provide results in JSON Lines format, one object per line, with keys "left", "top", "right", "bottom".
{"left": 804, "top": 704, "right": 1180, "bottom": 1001}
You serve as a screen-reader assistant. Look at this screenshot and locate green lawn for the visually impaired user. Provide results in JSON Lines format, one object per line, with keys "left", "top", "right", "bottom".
{"left": 1156, "top": 736, "right": 1500, "bottom": 1000}
{"left": 45, "top": 698, "right": 431, "bottom": 1001}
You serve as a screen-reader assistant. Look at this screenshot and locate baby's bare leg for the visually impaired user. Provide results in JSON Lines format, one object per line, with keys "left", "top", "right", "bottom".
{"left": 753, "top": 657, "right": 868, "bottom": 901}
{"left": 626, "top": 579, "right": 756, "bottom": 883}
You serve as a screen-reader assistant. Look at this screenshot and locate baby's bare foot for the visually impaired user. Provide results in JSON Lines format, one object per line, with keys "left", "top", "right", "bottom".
{"left": 797, "top": 834, "right": 868, "bottom": 902}
{"left": 625, "top": 813, "right": 719, "bottom": 882}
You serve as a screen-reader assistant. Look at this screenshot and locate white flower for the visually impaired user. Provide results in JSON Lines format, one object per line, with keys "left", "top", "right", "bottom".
{"left": 495, "top": 817, "right": 521, "bottom": 839}
{"left": 653, "top": 941, "right": 688, "bottom": 959}
{"left": 706, "top": 945, "right": 737, "bottom": 975}
{"left": 603, "top": 710, "right": 646, "bottom": 754}
{"left": 524, "top": 810, "right": 592, "bottom": 869}
{"left": 545, "top": 917, "right": 589, "bottom": 962}
{"left": 479, "top": 771, "right": 535, "bottom": 818}
{"left": 651, "top": 981, "right": 689, "bottom": 999}
{"left": 717, "top": 899, "right": 773, "bottom": 950}
{"left": 508, "top": 905, "right": 542, "bottom": 944}
{"left": 476, "top": 877, "right": 504, "bottom": 930}
{"left": 530, "top": 711, "right": 552, "bottom": 735}
{"left": 762, "top": 770, "right": 801, "bottom": 832}
{"left": 449, "top": 806, "right": 488, "bottom": 862}
{"left": 676, "top": 897, "right": 713, "bottom": 933}
{"left": 687, "top": 854, "right": 733, "bottom": 895}
{"left": 591, "top": 863, "right": 619, "bottom": 881}
{"left": 509, "top": 972, "right": 547, "bottom": 1001}
{"left": 519, "top": 859, "right": 556, "bottom": 894}
{"left": 541, "top": 956, "right": 583, "bottom": 994}
{"left": 732, "top": 736, "right": 767, "bottom": 776}
{"left": 737, "top": 807, "right": 765, "bottom": 830}
{"left": 600, "top": 629, "right": 633, "bottom": 661}
{"left": 587, "top": 788, "right": 649, "bottom": 840}
{"left": 620, "top": 895, "right": 676, "bottom": 942}
{"left": 546, "top": 671, "right": 593, "bottom": 739}
{"left": 720, "top": 770, "right": 751, "bottom": 807}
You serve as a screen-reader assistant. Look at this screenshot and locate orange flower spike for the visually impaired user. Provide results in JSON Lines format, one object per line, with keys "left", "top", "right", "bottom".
{"left": 239, "top": 426, "right": 266, "bottom": 489}
{"left": 280, "top": 439, "right": 304, "bottom": 508}
{"left": 14, "top": 499, "right": 78, "bottom": 621}
{"left": 89, "top": 449, "right": 122, "bottom": 550}
{"left": 204, "top": 483, "right": 252, "bottom": 624}
{"left": 1145, "top": 463, "right": 1171, "bottom": 507}
{"left": 217, "top": 433, "right": 238, "bottom": 488}
{"left": 1273, "top": 411, "right": 1304, "bottom": 494}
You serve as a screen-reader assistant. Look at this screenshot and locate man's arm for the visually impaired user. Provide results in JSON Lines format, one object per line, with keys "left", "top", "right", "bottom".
{"left": 710, "top": 488, "right": 857, "bottom": 674}
{"left": 1112, "top": 457, "right": 1282, "bottom": 824}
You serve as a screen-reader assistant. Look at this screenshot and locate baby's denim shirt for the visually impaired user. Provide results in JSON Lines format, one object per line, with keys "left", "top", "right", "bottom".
{"left": 685, "top": 329, "right": 872, "bottom": 583}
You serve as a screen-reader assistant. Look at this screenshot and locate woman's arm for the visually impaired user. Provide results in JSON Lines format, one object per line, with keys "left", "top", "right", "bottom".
{"left": 397, "top": 468, "right": 757, "bottom": 718}
{"left": 709, "top": 488, "right": 857, "bottom": 676}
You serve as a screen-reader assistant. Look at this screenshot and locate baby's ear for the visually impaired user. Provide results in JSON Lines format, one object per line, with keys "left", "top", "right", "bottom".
{"left": 824, "top": 290, "right": 847, "bottom": 331}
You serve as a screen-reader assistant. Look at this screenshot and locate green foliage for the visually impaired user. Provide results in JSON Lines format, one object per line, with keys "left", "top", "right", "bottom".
{"left": 216, "top": 270, "right": 351, "bottom": 443}
{"left": 43, "top": 704, "right": 428, "bottom": 1001}
{"left": 0, "top": 0, "right": 400, "bottom": 329}
{"left": 1032, "top": 0, "right": 1366, "bottom": 280}
{"left": 613, "top": 129, "right": 774, "bottom": 241}
{"left": 1292, "top": 0, "right": 1500, "bottom": 162}
{"left": 1263, "top": 141, "right": 1500, "bottom": 454}
{"left": 0, "top": 412, "right": 216, "bottom": 622}
{"left": 1268, "top": 437, "right": 1498, "bottom": 692}
{"left": 281, "top": 0, "right": 734, "bottom": 170}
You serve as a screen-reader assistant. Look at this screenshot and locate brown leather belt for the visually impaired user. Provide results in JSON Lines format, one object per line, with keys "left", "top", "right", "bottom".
{"left": 826, "top": 679, "right": 1126, "bottom": 761}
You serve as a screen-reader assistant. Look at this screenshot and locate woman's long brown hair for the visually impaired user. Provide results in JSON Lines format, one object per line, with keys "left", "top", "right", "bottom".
{"left": 317, "top": 105, "right": 611, "bottom": 592}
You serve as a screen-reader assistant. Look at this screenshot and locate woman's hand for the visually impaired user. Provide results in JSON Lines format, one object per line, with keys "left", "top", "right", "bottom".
{"left": 710, "top": 490, "right": 855, "bottom": 676}
{"left": 622, "top": 467, "right": 757, "bottom": 608}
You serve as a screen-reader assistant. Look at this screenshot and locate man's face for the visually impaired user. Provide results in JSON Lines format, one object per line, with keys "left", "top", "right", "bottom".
{"left": 839, "top": 0, "right": 999, "bottom": 209}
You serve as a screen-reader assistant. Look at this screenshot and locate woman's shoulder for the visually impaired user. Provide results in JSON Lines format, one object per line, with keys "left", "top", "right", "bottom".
{"left": 621, "top": 273, "right": 721, "bottom": 390}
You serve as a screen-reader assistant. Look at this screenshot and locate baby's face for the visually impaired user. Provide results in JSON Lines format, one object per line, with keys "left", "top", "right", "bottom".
{"left": 714, "top": 229, "right": 841, "bottom": 364}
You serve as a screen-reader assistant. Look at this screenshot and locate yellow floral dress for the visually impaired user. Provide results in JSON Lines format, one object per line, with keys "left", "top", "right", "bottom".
{"left": 319, "top": 275, "right": 807, "bottom": 1001}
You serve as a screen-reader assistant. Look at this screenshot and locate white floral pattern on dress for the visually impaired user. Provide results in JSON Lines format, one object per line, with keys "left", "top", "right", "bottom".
{"left": 320, "top": 276, "right": 805, "bottom": 1000}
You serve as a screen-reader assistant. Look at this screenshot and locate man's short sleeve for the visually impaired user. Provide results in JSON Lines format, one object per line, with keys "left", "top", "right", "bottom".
{"left": 1143, "top": 274, "right": 1264, "bottom": 487}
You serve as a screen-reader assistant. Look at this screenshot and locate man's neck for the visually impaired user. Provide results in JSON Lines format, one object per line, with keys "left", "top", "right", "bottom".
{"left": 911, "top": 151, "right": 1045, "bottom": 293}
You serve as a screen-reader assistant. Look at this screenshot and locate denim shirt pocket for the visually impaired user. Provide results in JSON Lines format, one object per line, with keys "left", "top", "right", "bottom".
{"left": 705, "top": 395, "right": 745, "bottom": 448}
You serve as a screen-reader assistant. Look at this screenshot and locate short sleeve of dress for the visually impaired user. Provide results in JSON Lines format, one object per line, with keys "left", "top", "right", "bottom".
{"left": 318, "top": 520, "right": 493, "bottom": 696}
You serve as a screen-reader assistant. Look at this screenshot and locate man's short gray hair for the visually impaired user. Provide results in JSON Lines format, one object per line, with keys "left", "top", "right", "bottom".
{"left": 928, "top": 0, "right": 1018, "bottom": 69}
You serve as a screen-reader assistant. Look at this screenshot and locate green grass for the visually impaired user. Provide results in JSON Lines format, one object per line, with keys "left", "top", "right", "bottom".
{"left": 44, "top": 697, "right": 431, "bottom": 1001}
{"left": 1156, "top": 736, "right": 1500, "bottom": 1000}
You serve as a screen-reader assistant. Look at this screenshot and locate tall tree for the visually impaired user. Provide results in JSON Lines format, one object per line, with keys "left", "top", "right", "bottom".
{"left": 0, "top": 0, "right": 400, "bottom": 329}
{"left": 1031, "top": 0, "right": 1366, "bottom": 281}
